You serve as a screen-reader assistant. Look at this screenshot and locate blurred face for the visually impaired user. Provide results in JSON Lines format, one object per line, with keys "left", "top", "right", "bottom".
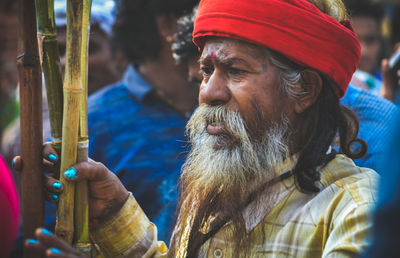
{"left": 352, "top": 16, "right": 382, "bottom": 74}
{"left": 57, "top": 25, "right": 122, "bottom": 94}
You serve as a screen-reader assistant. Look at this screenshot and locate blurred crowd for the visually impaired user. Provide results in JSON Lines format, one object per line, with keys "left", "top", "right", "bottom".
{"left": 0, "top": 0, "right": 400, "bottom": 257}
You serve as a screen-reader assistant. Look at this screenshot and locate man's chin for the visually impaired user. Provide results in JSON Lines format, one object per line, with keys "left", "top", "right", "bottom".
{"left": 211, "top": 134, "right": 240, "bottom": 151}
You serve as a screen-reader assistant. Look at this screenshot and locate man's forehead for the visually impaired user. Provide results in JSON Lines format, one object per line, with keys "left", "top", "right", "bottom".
{"left": 201, "top": 37, "right": 268, "bottom": 62}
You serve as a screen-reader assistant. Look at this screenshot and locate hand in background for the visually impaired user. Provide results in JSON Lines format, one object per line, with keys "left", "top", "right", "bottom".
{"left": 381, "top": 45, "right": 400, "bottom": 102}
{"left": 380, "top": 59, "right": 399, "bottom": 102}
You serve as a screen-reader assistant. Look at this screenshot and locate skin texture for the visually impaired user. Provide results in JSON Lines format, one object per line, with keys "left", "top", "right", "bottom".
{"left": 352, "top": 16, "right": 382, "bottom": 74}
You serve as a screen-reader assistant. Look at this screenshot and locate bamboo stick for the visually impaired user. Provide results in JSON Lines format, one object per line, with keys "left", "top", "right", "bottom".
{"left": 17, "top": 0, "right": 45, "bottom": 256}
{"left": 74, "top": 1, "right": 92, "bottom": 254}
{"left": 35, "top": 0, "right": 64, "bottom": 183}
{"left": 35, "top": 0, "right": 64, "bottom": 145}
{"left": 74, "top": 142, "right": 91, "bottom": 254}
{"left": 55, "top": 0, "right": 84, "bottom": 245}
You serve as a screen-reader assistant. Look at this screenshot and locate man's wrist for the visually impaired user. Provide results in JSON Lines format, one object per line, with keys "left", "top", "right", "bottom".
{"left": 90, "top": 191, "right": 130, "bottom": 228}
{"left": 90, "top": 193, "right": 153, "bottom": 257}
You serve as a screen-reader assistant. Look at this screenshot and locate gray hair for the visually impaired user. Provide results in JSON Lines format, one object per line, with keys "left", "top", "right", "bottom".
{"left": 264, "top": 49, "right": 309, "bottom": 99}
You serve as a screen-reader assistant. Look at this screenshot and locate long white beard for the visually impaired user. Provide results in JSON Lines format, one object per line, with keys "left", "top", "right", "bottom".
{"left": 171, "top": 105, "right": 291, "bottom": 255}
{"left": 182, "top": 104, "right": 290, "bottom": 201}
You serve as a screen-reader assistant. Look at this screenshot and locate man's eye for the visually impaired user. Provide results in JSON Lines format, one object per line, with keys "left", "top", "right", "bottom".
{"left": 228, "top": 68, "right": 245, "bottom": 76}
{"left": 201, "top": 66, "right": 214, "bottom": 77}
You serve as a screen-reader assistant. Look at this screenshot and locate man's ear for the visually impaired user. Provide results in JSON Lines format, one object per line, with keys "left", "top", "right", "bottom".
{"left": 294, "top": 70, "right": 322, "bottom": 114}
{"left": 155, "top": 14, "right": 178, "bottom": 43}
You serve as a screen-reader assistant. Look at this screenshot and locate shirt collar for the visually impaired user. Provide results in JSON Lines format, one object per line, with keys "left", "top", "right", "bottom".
{"left": 122, "top": 65, "right": 154, "bottom": 101}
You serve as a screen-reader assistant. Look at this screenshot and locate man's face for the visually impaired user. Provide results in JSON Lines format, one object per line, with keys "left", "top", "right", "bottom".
{"left": 182, "top": 37, "right": 293, "bottom": 200}
{"left": 352, "top": 16, "right": 381, "bottom": 74}
{"left": 198, "top": 38, "right": 293, "bottom": 144}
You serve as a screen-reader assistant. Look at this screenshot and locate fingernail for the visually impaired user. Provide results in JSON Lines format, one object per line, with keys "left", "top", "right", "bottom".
{"left": 26, "top": 239, "right": 39, "bottom": 244}
{"left": 52, "top": 182, "right": 62, "bottom": 190}
{"left": 12, "top": 159, "right": 15, "bottom": 168}
{"left": 50, "top": 247, "right": 61, "bottom": 254}
{"left": 48, "top": 154, "right": 57, "bottom": 162}
{"left": 50, "top": 194, "right": 58, "bottom": 200}
{"left": 64, "top": 168, "right": 77, "bottom": 179}
{"left": 41, "top": 228, "right": 52, "bottom": 235}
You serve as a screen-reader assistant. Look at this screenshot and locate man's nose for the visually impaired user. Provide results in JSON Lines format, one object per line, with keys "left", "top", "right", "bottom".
{"left": 199, "top": 71, "right": 230, "bottom": 106}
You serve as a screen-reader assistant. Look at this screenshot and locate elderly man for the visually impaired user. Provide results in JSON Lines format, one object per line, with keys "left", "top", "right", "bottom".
{"left": 173, "top": 4, "right": 400, "bottom": 174}
{"left": 24, "top": 0, "right": 378, "bottom": 257}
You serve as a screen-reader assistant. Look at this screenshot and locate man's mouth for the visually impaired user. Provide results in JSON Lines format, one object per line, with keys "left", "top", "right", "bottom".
{"left": 206, "top": 123, "right": 226, "bottom": 135}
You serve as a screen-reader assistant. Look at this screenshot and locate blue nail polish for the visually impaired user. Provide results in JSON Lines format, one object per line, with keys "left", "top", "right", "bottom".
{"left": 50, "top": 194, "right": 58, "bottom": 200}
{"left": 64, "top": 168, "right": 77, "bottom": 179}
{"left": 27, "top": 239, "right": 39, "bottom": 244}
{"left": 52, "top": 182, "right": 62, "bottom": 190}
{"left": 12, "top": 159, "right": 15, "bottom": 168}
{"left": 48, "top": 154, "right": 57, "bottom": 162}
{"left": 41, "top": 228, "right": 52, "bottom": 235}
{"left": 50, "top": 247, "right": 61, "bottom": 254}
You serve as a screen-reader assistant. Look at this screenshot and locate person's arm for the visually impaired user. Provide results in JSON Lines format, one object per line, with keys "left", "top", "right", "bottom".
{"left": 322, "top": 202, "right": 374, "bottom": 257}
{"left": 90, "top": 193, "right": 169, "bottom": 257}
{"left": 18, "top": 143, "right": 169, "bottom": 257}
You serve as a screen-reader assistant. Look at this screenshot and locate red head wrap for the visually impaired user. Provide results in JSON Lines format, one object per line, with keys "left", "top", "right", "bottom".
{"left": 193, "top": 0, "right": 361, "bottom": 97}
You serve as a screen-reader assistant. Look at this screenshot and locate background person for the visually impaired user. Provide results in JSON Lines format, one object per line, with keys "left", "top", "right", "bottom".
{"left": 0, "top": 154, "right": 19, "bottom": 257}
{"left": 87, "top": 0, "right": 199, "bottom": 242}
{"left": 346, "top": 0, "right": 385, "bottom": 95}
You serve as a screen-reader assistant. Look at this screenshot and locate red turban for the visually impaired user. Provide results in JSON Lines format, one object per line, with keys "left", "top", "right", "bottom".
{"left": 193, "top": 0, "right": 361, "bottom": 97}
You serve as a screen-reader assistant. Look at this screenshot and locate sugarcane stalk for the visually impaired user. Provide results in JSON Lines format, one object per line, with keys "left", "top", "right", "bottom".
{"left": 55, "top": 0, "right": 84, "bottom": 245}
{"left": 35, "top": 0, "right": 64, "bottom": 177}
{"left": 74, "top": 0, "right": 92, "bottom": 254}
{"left": 17, "top": 0, "right": 44, "bottom": 256}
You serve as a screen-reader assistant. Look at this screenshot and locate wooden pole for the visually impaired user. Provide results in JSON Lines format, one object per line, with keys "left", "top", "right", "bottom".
{"left": 17, "top": 0, "right": 44, "bottom": 256}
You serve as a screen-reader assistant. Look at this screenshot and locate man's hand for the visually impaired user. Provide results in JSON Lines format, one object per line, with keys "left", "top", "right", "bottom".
{"left": 25, "top": 228, "right": 85, "bottom": 257}
{"left": 13, "top": 143, "right": 130, "bottom": 222}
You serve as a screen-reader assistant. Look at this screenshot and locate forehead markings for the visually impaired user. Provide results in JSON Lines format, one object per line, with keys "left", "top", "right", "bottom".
{"left": 211, "top": 51, "right": 217, "bottom": 60}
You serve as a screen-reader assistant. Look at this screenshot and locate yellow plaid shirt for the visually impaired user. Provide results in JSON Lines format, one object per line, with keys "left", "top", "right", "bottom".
{"left": 90, "top": 154, "right": 378, "bottom": 257}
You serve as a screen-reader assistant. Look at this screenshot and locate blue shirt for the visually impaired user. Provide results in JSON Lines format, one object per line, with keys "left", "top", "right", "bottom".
{"left": 88, "top": 66, "right": 190, "bottom": 241}
{"left": 362, "top": 98, "right": 400, "bottom": 258}
{"left": 340, "top": 84, "right": 400, "bottom": 172}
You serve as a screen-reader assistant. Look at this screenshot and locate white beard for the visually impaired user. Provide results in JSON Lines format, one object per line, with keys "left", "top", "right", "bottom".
{"left": 171, "top": 104, "right": 292, "bottom": 255}
{"left": 182, "top": 104, "right": 291, "bottom": 203}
